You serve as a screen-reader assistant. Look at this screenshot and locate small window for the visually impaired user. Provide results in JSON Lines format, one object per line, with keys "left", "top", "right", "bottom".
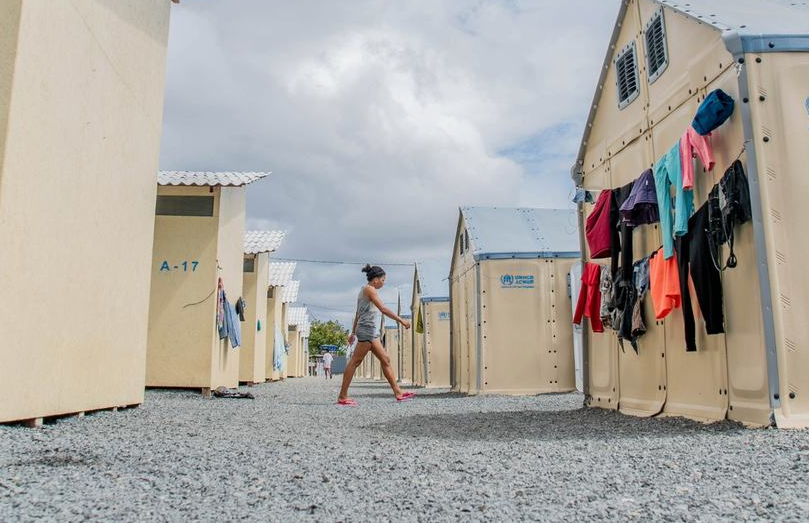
{"left": 267, "top": 287, "right": 275, "bottom": 299}
{"left": 645, "top": 8, "right": 669, "bottom": 84}
{"left": 614, "top": 41, "right": 640, "bottom": 110}
{"left": 459, "top": 230, "right": 465, "bottom": 255}
{"left": 156, "top": 195, "right": 214, "bottom": 217}
{"left": 243, "top": 257, "right": 255, "bottom": 273}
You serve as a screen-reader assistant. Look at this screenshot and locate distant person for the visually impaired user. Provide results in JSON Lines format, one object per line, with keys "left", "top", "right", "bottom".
{"left": 337, "top": 264, "right": 413, "bottom": 406}
{"left": 322, "top": 351, "right": 334, "bottom": 379}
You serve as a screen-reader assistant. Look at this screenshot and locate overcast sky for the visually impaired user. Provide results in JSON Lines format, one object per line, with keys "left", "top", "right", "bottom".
{"left": 160, "top": 0, "right": 619, "bottom": 327}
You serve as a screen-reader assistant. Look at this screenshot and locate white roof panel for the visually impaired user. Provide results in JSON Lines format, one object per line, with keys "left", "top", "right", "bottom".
{"left": 158, "top": 171, "right": 270, "bottom": 187}
{"left": 655, "top": 0, "right": 809, "bottom": 38}
{"left": 268, "top": 262, "right": 297, "bottom": 287}
{"left": 288, "top": 306, "right": 308, "bottom": 327}
{"left": 461, "top": 207, "right": 580, "bottom": 260}
{"left": 244, "top": 230, "right": 286, "bottom": 254}
{"left": 282, "top": 280, "right": 300, "bottom": 303}
{"left": 415, "top": 261, "right": 450, "bottom": 300}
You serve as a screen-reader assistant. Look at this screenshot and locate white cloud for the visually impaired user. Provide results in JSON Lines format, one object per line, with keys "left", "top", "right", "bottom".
{"left": 160, "top": 0, "right": 619, "bottom": 326}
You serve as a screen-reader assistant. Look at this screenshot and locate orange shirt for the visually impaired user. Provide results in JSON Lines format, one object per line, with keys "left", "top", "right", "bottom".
{"left": 649, "top": 248, "right": 681, "bottom": 320}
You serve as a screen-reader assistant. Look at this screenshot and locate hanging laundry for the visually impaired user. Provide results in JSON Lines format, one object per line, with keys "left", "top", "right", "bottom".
{"left": 216, "top": 279, "right": 226, "bottom": 339}
{"left": 692, "top": 89, "right": 735, "bottom": 136}
{"left": 273, "top": 326, "right": 284, "bottom": 370}
{"left": 676, "top": 203, "right": 725, "bottom": 352}
{"left": 573, "top": 262, "right": 604, "bottom": 333}
{"left": 585, "top": 190, "right": 613, "bottom": 258}
{"left": 680, "top": 126, "right": 715, "bottom": 190}
{"left": 631, "top": 256, "right": 650, "bottom": 340}
{"left": 619, "top": 169, "right": 660, "bottom": 226}
{"left": 611, "top": 182, "right": 635, "bottom": 282}
{"left": 572, "top": 187, "right": 594, "bottom": 204}
{"left": 707, "top": 160, "right": 752, "bottom": 270}
{"left": 236, "top": 297, "right": 247, "bottom": 322}
{"left": 655, "top": 143, "right": 693, "bottom": 259}
{"left": 599, "top": 267, "right": 614, "bottom": 329}
{"left": 649, "top": 247, "right": 681, "bottom": 320}
{"left": 223, "top": 295, "right": 241, "bottom": 349}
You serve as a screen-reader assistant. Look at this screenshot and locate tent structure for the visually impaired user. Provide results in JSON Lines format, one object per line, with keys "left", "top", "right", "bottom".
{"left": 266, "top": 262, "right": 296, "bottom": 381}
{"left": 411, "top": 262, "right": 452, "bottom": 388}
{"left": 450, "top": 207, "right": 580, "bottom": 395}
{"left": 146, "top": 171, "right": 269, "bottom": 395}
{"left": 287, "top": 306, "right": 308, "bottom": 378}
{"left": 571, "top": 0, "right": 809, "bottom": 427}
{"left": 383, "top": 324, "right": 400, "bottom": 382}
{"left": 398, "top": 314, "right": 413, "bottom": 385}
{"left": 240, "top": 231, "right": 285, "bottom": 385}
{"left": 0, "top": 1, "right": 173, "bottom": 425}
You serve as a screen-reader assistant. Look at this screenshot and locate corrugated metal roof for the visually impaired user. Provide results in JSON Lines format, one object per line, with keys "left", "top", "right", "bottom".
{"left": 157, "top": 171, "right": 270, "bottom": 187}
{"left": 268, "top": 262, "right": 297, "bottom": 287}
{"left": 461, "top": 207, "right": 580, "bottom": 260}
{"left": 244, "top": 230, "right": 286, "bottom": 254}
{"left": 571, "top": 0, "right": 809, "bottom": 184}
{"left": 288, "top": 306, "right": 308, "bottom": 326}
{"left": 282, "top": 280, "right": 300, "bottom": 303}
{"left": 415, "top": 261, "right": 450, "bottom": 300}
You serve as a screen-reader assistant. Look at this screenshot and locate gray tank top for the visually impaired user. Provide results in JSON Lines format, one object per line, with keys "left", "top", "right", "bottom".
{"left": 355, "top": 286, "right": 379, "bottom": 340}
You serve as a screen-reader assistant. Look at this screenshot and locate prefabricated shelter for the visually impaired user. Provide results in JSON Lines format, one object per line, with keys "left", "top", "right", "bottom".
{"left": 571, "top": 0, "right": 809, "bottom": 427}
{"left": 412, "top": 262, "right": 452, "bottom": 388}
{"left": 398, "top": 315, "right": 413, "bottom": 384}
{"left": 450, "top": 207, "right": 580, "bottom": 395}
{"left": 0, "top": 1, "right": 173, "bottom": 425}
{"left": 240, "top": 230, "right": 285, "bottom": 385}
{"left": 383, "top": 324, "right": 400, "bottom": 382}
{"left": 266, "top": 262, "right": 296, "bottom": 381}
{"left": 273, "top": 280, "right": 300, "bottom": 380}
{"left": 146, "top": 171, "right": 269, "bottom": 393}
{"left": 287, "top": 306, "right": 308, "bottom": 378}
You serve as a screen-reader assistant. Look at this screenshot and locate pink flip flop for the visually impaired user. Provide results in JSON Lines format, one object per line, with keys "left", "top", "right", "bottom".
{"left": 396, "top": 392, "right": 415, "bottom": 402}
{"left": 336, "top": 398, "right": 358, "bottom": 407}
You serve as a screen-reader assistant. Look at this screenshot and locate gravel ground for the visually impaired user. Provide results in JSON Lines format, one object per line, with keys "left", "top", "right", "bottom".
{"left": 1, "top": 376, "right": 808, "bottom": 522}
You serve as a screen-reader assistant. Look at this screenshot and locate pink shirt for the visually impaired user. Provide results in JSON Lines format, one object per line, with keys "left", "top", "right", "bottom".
{"left": 680, "top": 126, "right": 714, "bottom": 190}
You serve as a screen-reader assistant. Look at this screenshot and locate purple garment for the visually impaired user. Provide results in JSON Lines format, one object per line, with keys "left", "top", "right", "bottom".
{"left": 619, "top": 169, "right": 659, "bottom": 226}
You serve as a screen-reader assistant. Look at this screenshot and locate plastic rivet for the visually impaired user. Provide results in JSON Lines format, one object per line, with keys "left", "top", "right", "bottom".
{"left": 742, "top": 97, "right": 749, "bottom": 103}
{"left": 789, "top": 392, "right": 796, "bottom": 399}
{"left": 768, "top": 42, "right": 775, "bottom": 49}
{"left": 759, "top": 95, "right": 766, "bottom": 101}
{"left": 738, "top": 57, "right": 745, "bottom": 64}
{"left": 774, "top": 393, "right": 780, "bottom": 400}
{"left": 763, "top": 136, "right": 770, "bottom": 143}
{"left": 755, "top": 57, "right": 762, "bottom": 63}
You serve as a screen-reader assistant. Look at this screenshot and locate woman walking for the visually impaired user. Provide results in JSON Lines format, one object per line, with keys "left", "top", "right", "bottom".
{"left": 337, "top": 264, "right": 414, "bottom": 406}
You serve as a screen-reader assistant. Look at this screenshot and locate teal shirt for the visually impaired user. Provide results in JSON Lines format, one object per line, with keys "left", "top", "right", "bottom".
{"left": 654, "top": 141, "right": 693, "bottom": 259}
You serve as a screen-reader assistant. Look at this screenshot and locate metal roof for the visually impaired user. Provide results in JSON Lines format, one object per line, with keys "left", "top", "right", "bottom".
{"left": 288, "top": 306, "right": 308, "bottom": 326}
{"left": 460, "top": 207, "right": 580, "bottom": 260}
{"left": 157, "top": 171, "right": 270, "bottom": 187}
{"left": 571, "top": 0, "right": 809, "bottom": 184}
{"left": 244, "top": 230, "right": 286, "bottom": 254}
{"left": 282, "top": 280, "right": 300, "bottom": 303}
{"left": 268, "top": 262, "right": 297, "bottom": 287}
{"left": 415, "top": 261, "right": 450, "bottom": 300}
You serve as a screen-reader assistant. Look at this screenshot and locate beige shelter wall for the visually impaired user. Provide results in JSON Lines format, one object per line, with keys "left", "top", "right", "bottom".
{"left": 265, "top": 287, "right": 283, "bottom": 380}
{"left": 478, "top": 258, "right": 575, "bottom": 395}
{"left": 210, "top": 186, "right": 245, "bottom": 388}
{"left": 146, "top": 186, "right": 219, "bottom": 388}
{"left": 749, "top": 52, "right": 809, "bottom": 428}
{"left": 411, "top": 275, "right": 425, "bottom": 387}
{"left": 240, "top": 252, "right": 268, "bottom": 383}
{"left": 386, "top": 329, "right": 400, "bottom": 381}
{"left": 424, "top": 301, "right": 451, "bottom": 388}
{"left": 400, "top": 322, "right": 413, "bottom": 383}
{"left": 287, "top": 327, "right": 299, "bottom": 378}
{"left": 0, "top": 0, "right": 171, "bottom": 422}
{"left": 580, "top": 0, "right": 774, "bottom": 425}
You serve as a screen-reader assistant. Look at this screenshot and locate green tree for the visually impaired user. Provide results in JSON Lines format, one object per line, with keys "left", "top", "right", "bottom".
{"left": 308, "top": 319, "right": 349, "bottom": 356}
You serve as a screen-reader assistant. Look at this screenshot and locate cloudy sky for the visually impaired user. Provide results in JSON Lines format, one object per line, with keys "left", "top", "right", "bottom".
{"left": 160, "top": 0, "right": 619, "bottom": 327}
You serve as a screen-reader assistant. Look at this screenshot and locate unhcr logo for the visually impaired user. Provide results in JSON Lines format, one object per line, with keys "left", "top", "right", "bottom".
{"left": 500, "top": 274, "right": 535, "bottom": 289}
{"left": 438, "top": 312, "right": 450, "bottom": 321}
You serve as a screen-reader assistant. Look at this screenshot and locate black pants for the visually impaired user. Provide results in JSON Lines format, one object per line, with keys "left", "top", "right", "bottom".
{"left": 675, "top": 204, "right": 725, "bottom": 352}
{"left": 611, "top": 181, "right": 635, "bottom": 282}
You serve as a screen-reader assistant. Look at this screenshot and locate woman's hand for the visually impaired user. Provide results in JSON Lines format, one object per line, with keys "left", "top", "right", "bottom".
{"left": 400, "top": 319, "right": 411, "bottom": 329}
{"left": 348, "top": 333, "right": 357, "bottom": 345}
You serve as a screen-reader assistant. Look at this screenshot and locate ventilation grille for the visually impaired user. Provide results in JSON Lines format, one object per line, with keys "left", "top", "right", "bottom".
{"left": 615, "top": 42, "right": 640, "bottom": 110}
{"left": 645, "top": 9, "right": 669, "bottom": 84}
{"left": 243, "top": 257, "right": 255, "bottom": 273}
{"left": 156, "top": 195, "right": 214, "bottom": 217}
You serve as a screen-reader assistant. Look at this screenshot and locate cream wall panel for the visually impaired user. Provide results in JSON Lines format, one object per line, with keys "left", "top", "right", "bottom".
{"left": 748, "top": 53, "right": 809, "bottom": 427}
{"left": 0, "top": 0, "right": 171, "bottom": 422}
{"left": 425, "top": 301, "right": 451, "bottom": 388}
{"left": 239, "top": 252, "right": 268, "bottom": 383}
{"left": 264, "top": 287, "right": 283, "bottom": 380}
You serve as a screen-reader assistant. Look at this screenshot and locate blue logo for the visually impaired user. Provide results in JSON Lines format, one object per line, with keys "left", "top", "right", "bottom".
{"left": 438, "top": 312, "right": 450, "bottom": 321}
{"left": 500, "top": 274, "right": 535, "bottom": 289}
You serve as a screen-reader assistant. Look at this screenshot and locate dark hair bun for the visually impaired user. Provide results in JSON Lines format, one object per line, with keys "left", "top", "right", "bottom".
{"left": 361, "top": 264, "right": 372, "bottom": 274}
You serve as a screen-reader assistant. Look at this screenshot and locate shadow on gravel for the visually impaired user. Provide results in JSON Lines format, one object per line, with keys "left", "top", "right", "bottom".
{"left": 355, "top": 392, "right": 466, "bottom": 400}
{"left": 369, "top": 408, "right": 745, "bottom": 442}
{"left": 7, "top": 451, "right": 98, "bottom": 468}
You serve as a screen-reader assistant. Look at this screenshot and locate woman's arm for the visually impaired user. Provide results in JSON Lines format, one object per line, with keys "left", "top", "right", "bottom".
{"left": 366, "top": 286, "right": 411, "bottom": 329}
{"left": 348, "top": 310, "right": 359, "bottom": 345}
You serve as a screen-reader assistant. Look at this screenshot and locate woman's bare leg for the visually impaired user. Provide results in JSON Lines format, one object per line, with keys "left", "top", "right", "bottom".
{"left": 338, "top": 342, "right": 371, "bottom": 401}
{"left": 369, "top": 339, "right": 404, "bottom": 398}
